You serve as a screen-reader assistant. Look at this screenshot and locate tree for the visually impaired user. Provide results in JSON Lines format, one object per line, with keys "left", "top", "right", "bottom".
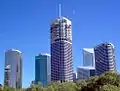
{"left": 1, "top": 72, "right": 120, "bottom": 91}
{"left": 100, "top": 84, "right": 120, "bottom": 91}
{"left": 79, "top": 72, "right": 120, "bottom": 91}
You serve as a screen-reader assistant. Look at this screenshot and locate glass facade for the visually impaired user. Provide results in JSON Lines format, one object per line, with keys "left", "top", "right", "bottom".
{"left": 73, "top": 72, "right": 77, "bottom": 82}
{"left": 51, "top": 17, "right": 73, "bottom": 82}
{"left": 4, "top": 49, "right": 22, "bottom": 88}
{"left": 35, "top": 53, "right": 51, "bottom": 86}
{"left": 77, "top": 67, "right": 95, "bottom": 80}
{"left": 83, "top": 48, "right": 95, "bottom": 67}
{"left": 94, "top": 42, "right": 116, "bottom": 76}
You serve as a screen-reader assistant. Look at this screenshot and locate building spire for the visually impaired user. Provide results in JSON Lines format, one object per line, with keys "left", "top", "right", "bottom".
{"left": 59, "top": 4, "right": 61, "bottom": 18}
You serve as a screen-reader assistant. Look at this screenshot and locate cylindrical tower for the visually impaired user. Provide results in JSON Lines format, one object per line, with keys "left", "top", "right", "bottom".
{"left": 4, "top": 49, "right": 22, "bottom": 88}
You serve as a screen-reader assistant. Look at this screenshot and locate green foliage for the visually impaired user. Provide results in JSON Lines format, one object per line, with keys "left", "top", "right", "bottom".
{"left": 100, "top": 84, "right": 120, "bottom": 91}
{"left": 79, "top": 72, "right": 120, "bottom": 91}
{"left": 1, "top": 72, "right": 120, "bottom": 91}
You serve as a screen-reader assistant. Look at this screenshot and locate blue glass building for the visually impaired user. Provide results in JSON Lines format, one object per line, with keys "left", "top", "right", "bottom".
{"left": 73, "top": 72, "right": 77, "bottom": 82}
{"left": 77, "top": 66, "right": 95, "bottom": 80}
{"left": 35, "top": 53, "right": 51, "bottom": 86}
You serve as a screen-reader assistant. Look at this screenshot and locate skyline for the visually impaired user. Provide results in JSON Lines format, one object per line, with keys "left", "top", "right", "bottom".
{"left": 0, "top": 0, "right": 120, "bottom": 87}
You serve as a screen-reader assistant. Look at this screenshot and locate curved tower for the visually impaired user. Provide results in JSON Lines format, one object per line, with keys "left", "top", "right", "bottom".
{"left": 4, "top": 49, "right": 22, "bottom": 88}
{"left": 83, "top": 48, "right": 95, "bottom": 67}
{"left": 51, "top": 17, "right": 73, "bottom": 82}
{"left": 94, "top": 42, "right": 116, "bottom": 75}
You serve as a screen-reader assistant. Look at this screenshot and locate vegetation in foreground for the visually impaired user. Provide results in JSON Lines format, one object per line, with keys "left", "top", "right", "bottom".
{"left": 0, "top": 72, "right": 120, "bottom": 91}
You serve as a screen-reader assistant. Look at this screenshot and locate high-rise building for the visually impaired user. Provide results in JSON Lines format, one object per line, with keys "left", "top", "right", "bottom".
{"left": 4, "top": 49, "right": 22, "bottom": 88}
{"left": 94, "top": 42, "right": 116, "bottom": 75}
{"left": 73, "top": 72, "right": 77, "bottom": 82}
{"left": 77, "top": 66, "right": 95, "bottom": 80}
{"left": 51, "top": 16, "right": 73, "bottom": 82}
{"left": 35, "top": 53, "right": 51, "bottom": 86}
{"left": 83, "top": 48, "right": 95, "bottom": 67}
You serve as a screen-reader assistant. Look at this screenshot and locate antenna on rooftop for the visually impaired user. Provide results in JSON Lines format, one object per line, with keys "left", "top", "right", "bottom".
{"left": 59, "top": 4, "right": 62, "bottom": 18}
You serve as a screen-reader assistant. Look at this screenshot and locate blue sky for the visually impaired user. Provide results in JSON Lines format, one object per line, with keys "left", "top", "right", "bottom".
{"left": 0, "top": 0, "right": 120, "bottom": 87}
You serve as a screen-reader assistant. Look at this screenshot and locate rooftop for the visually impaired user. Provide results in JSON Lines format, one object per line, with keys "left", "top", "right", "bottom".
{"left": 6, "top": 49, "right": 22, "bottom": 53}
{"left": 51, "top": 16, "right": 71, "bottom": 25}
{"left": 38, "top": 53, "right": 51, "bottom": 56}
{"left": 95, "top": 42, "right": 115, "bottom": 48}
{"left": 83, "top": 48, "right": 94, "bottom": 53}
{"left": 77, "top": 66, "right": 95, "bottom": 70}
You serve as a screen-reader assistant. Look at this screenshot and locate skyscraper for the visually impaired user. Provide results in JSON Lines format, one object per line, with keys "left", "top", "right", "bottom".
{"left": 51, "top": 16, "right": 73, "bottom": 81}
{"left": 4, "top": 49, "right": 22, "bottom": 88}
{"left": 77, "top": 66, "right": 95, "bottom": 80}
{"left": 94, "top": 42, "right": 116, "bottom": 75}
{"left": 35, "top": 53, "right": 51, "bottom": 86}
{"left": 83, "top": 48, "right": 95, "bottom": 67}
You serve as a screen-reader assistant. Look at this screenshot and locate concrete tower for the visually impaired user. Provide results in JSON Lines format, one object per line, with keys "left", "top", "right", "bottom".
{"left": 94, "top": 42, "right": 116, "bottom": 75}
{"left": 51, "top": 4, "right": 73, "bottom": 82}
